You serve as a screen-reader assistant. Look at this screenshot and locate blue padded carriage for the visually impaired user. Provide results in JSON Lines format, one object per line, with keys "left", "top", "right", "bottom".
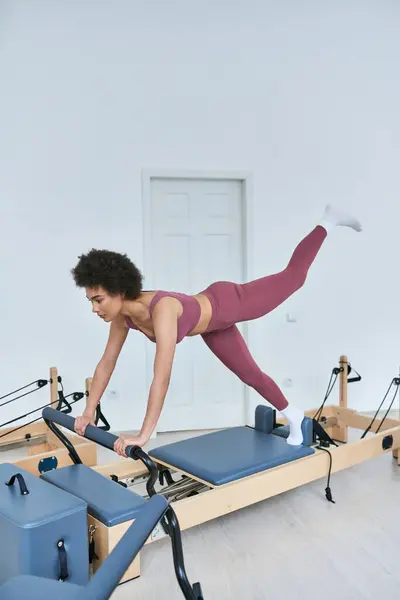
{"left": 149, "top": 406, "right": 315, "bottom": 485}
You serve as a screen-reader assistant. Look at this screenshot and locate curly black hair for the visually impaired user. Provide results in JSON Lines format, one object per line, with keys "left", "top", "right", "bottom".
{"left": 71, "top": 249, "right": 143, "bottom": 299}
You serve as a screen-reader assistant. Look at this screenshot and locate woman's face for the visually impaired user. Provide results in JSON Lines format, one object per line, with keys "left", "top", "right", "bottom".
{"left": 86, "top": 286, "right": 124, "bottom": 322}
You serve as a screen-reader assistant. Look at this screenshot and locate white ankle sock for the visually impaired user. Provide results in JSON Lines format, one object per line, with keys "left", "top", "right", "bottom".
{"left": 280, "top": 405, "right": 305, "bottom": 446}
{"left": 319, "top": 204, "right": 362, "bottom": 233}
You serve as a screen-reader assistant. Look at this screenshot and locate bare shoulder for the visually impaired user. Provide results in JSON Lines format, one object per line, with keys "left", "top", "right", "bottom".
{"left": 152, "top": 297, "right": 180, "bottom": 341}
{"left": 152, "top": 295, "right": 182, "bottom": 318}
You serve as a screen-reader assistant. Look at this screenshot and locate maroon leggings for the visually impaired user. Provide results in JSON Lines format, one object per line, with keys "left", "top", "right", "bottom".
{"left": 200, "top": 225, "right": 327, "bottom": 410}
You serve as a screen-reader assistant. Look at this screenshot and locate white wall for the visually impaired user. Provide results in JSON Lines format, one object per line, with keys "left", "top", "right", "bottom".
{"left": 1, "top": 0, "right": 399, "bottom": 431}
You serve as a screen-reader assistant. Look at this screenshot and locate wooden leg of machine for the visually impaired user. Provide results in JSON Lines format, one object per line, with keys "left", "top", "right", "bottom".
{"left": 27, "top": 367, "right": 61, "bottom": 456}
{"left": 330, "top": 354, "right": 349, "bottom": 443}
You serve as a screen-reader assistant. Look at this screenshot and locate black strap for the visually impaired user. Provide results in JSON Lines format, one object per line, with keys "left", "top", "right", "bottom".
{"left": 95, "top": 404, "right": 111, "bottom": 431}
{"left": 347, "top": 363, "right": 362, "bottom": 383}
{"left": 89, "top": 539, "right": 98, "bottom": 564}
{"left": 88, "top": 525, "right": 98, "bottom": 566}
{"left": 57, "top": 390, "right": 72, "bottom": 413}
{"left": 53, "top": 376, "right": 84, "bottom": 415}
{"left": 5, "top": 473, "right": 30, "bottom": 495}
{"left": 57, "top": 540, "right": 68, "bottom": 581}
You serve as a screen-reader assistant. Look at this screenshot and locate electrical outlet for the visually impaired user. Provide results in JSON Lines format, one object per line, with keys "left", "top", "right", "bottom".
{"left": 285, "top": 313, "right": 297, "bottom": 323}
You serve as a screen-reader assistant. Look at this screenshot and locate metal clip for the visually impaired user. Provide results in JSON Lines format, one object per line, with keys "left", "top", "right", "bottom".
{"left": 88, "top": 524, "right": 98, "bottom": 576}
{"left": 89, "top": 524, "right": 97, "bottom": 542}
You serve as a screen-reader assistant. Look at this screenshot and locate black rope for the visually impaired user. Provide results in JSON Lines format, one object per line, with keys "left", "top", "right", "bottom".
{"left": 313, "top": 368, "right": 341, "bottom": 421}
{"left": 376, "top": 382, "right": 400, "bottom": 433}
{"left": 360, "top": 377, "right": 400, "bottom": 439}
{"left": 317, "top": 445, "right": 335, "bottom": 503}
{"left": 0, "top": 378, "right": 48, "bottom": 403}
{"left": 0, "top": 391, "right": 85, "bottom": 432}
{"left": 0, "top": 393, "right": 85, "bottom": 441}
{"left": 312, "top": 361, "right": 362, "bottom": 503}
{"left": 0, "top": 379, "right": 49, "bottom": 409}
{"left": 314, "top": 362, "right": 361, "bottom": 423}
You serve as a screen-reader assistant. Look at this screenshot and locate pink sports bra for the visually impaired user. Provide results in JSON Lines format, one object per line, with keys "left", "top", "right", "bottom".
{"left": 124, "top": 290, "right": 202, "bottom": 343}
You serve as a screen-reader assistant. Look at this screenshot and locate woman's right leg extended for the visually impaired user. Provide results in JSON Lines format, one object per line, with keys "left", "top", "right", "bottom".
{"left": 201, "top": 324, "right": 305, "bottom": 444}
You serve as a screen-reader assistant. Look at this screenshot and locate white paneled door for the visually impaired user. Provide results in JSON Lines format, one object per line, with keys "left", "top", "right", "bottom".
{"left": 144, "top": 175, "right": 249, "bottom": 431}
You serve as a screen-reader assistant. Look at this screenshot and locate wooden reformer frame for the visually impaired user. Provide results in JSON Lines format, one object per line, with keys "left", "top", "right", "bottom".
{"left": 87, "top": 354, "right": 400, "bottom": 582}
{"left": 3, "top": 368, "right": 97, "bottom": 476}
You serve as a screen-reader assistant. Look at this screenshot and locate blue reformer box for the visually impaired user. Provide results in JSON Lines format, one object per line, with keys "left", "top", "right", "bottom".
{"left": 0, "top": 463, "right": 89, "bottom": 586}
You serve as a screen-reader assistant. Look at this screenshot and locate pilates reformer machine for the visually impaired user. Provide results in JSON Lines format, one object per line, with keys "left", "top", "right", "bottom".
{"left": 0, "top": 367, "right": 109, "bottom": 475}
{"left": 17, "top": 354, "right": 399, "bottom": 590}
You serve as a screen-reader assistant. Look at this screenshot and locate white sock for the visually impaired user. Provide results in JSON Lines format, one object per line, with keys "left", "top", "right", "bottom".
{"left": 280, "top": 405, "right": 305, "bottom": 446}
{"left": 319, "top": 204, "right": 362, "bottom": 234}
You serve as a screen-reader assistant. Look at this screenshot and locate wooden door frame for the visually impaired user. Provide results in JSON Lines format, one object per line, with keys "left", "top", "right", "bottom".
{"left": 141, "top": 168, "right": 255, "bottom": 433}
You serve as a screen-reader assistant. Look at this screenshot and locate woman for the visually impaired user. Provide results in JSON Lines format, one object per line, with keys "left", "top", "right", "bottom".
{"left": 72, "top": 204, "right": 361, "bottom": 456}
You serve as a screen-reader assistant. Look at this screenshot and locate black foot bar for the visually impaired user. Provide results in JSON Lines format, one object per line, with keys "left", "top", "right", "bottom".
{"left": 42, "top": 407, "right": 203, "bottom": 600}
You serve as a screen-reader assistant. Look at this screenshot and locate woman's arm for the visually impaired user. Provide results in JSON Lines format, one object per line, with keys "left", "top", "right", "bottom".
{"left": 113, "top": 297, "right": 179, "bottom": 454}
{"left": 86, "top": 314, "right": 129, "bottom": 413}
{"left": 75, "top": 315, "right": 128, "bottom": 434}
{"left": 139, "top": 297, "right": 178, "bottom": 440}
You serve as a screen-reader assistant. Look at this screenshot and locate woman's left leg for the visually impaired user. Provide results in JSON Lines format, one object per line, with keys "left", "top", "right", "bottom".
{"left": 234, "top": 225, "right": 327, "bottom": 321}
{"left": 202, "top": 324, "right": 304, "bottom": 444}
{"left": 232, "top": 205, "right": 362, "bottom": 323}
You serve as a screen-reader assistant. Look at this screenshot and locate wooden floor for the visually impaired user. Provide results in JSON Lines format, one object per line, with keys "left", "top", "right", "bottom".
{"left": 2, "top": 424, "right": 400, "bottom": 599}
